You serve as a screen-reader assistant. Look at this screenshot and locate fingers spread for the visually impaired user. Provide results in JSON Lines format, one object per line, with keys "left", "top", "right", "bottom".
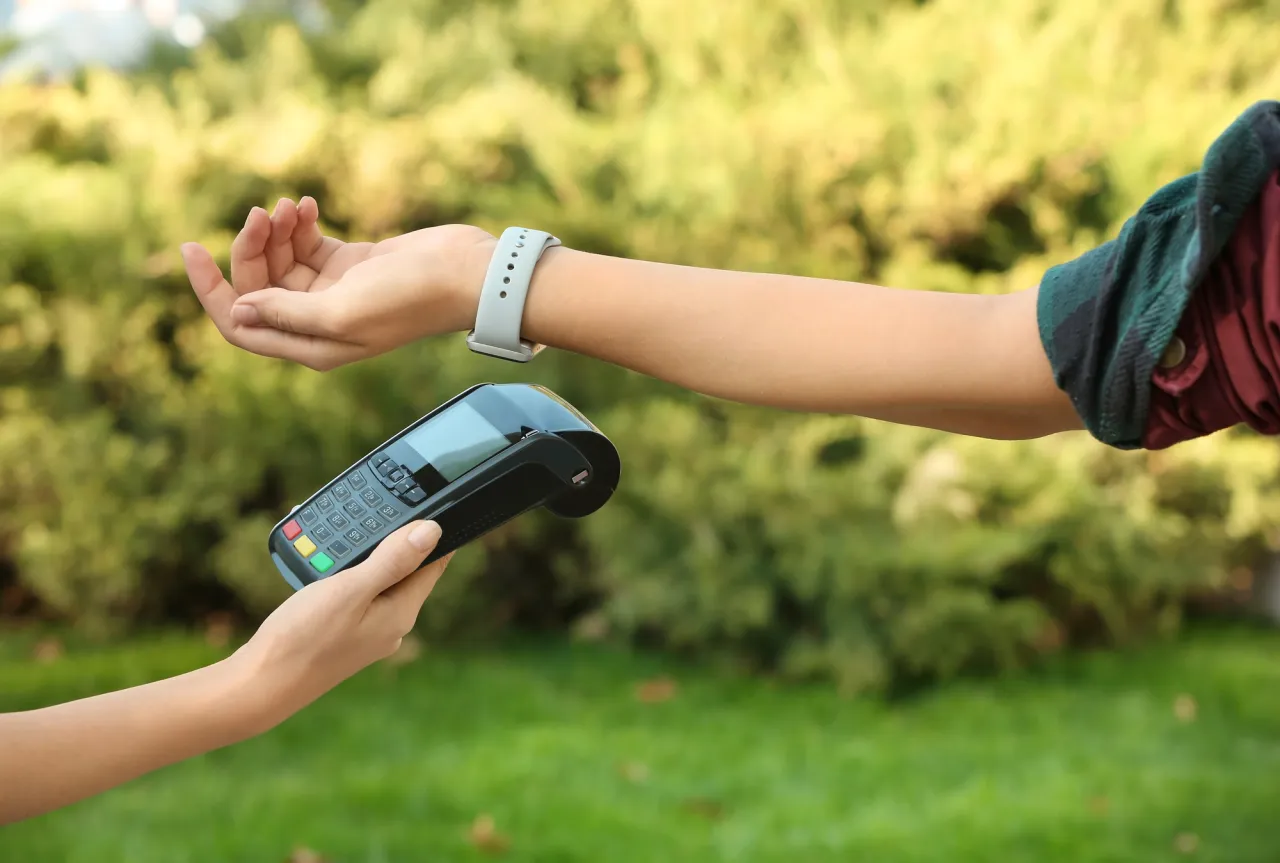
{"left": 229, "top": 207, "right": 272, "bottom": 294}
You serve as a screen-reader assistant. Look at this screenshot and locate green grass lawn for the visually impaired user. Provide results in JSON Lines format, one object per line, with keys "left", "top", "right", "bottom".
{"left": 1, "top": 625, "right": 1278, "bottom": 863}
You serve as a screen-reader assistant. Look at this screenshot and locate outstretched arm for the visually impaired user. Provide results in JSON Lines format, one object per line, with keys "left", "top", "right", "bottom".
{"left": 0, "top": 521, "right": 451, "bottom": 825}
{"left": 182, "top": 199, "right": 1082, "bottom": 441}
{"left": 0, "top": 655, "right": 261, "bottom": 824}
{"left": 512, "top": 247, "right": 1080, "bottom": 439}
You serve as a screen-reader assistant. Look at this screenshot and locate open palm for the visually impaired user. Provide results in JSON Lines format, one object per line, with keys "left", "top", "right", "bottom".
{"left": 182, "top": 197, "right": 495, "bottom": 370}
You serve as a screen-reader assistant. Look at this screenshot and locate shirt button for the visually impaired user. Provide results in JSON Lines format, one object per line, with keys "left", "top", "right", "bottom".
{"left": 1159, "top": 336, "right": 1187, "bottom": 369}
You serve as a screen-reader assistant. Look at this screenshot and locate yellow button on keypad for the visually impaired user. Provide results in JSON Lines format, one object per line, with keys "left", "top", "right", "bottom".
{"left": 293, "top": 535, "right": 317, "bottom": 558}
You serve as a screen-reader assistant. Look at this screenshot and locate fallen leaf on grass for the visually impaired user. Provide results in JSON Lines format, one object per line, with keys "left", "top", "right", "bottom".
{"left": 617, "top": 761, "right": 650, "bottom": 783}
{"left": 286, "top": 847, "right": 331, "bottom": 863}
{"left": 635, "top": 676, "right": 677, "bottom": 703}
{"left": 681, "top": 797, "right": 726, "bottom": 820}
{"left": 31, "top": 638, "right": 63, "bottom": 664}
{"left": 1174, "top": 832, "right": 1199, "bottom": 854}
{"left": 468, "top": 814, "right": 510, "bottom": 855}
{"left": 1173, "top": 694, "right": 1197, "bottom": 723}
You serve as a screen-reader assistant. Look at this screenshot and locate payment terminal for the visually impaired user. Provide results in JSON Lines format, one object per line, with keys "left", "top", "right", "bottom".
{"left": 268, "top": 383, "right": 619, "bottom": 590}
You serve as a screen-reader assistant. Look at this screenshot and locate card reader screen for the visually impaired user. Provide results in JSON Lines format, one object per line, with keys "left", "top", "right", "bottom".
{"left": 401, "top": 402, "right": 511, "bottom": 482}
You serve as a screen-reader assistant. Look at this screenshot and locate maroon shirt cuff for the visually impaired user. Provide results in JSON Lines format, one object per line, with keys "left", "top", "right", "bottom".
{"left": 1143, "top": 169, "right": 1280, "bottom": 449}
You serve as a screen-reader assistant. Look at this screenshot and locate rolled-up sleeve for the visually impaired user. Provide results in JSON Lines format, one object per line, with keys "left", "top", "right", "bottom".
{"left": 1036, "top": 100, "right": 1280, "bottom": 449}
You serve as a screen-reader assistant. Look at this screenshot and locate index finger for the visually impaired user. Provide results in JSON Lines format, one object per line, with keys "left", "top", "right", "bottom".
{"left": 182, "top": 242, "right": 242, "bottom": 334}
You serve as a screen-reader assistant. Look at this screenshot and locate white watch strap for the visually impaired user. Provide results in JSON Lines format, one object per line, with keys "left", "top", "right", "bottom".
{"left": 466, "top": 226, "right": 561, "bottom": 362}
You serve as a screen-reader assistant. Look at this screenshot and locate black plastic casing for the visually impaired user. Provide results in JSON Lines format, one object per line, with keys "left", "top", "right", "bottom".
{"left": 268, "top": 383, "right": 620, "bottom": 590}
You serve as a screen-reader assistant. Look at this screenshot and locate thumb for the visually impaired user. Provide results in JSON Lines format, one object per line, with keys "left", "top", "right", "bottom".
{"left": 230, "top": 287, "right": 346, "bottom": 338}
{"left": 349, "top": 520, "right": 443, "bottom": 598}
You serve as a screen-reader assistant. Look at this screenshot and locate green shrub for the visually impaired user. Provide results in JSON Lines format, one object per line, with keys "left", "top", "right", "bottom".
{"left": 2, "top": 0, "right": 1279, "bottom": 687}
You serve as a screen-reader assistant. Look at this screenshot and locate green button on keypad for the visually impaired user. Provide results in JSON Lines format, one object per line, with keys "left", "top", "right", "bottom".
{"left": 310, "top": 552, "right": 334, "bottom": 574}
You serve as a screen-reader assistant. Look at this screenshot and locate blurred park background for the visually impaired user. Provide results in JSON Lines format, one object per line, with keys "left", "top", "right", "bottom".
{"left": 2, "top": 0, "right": 1280, "bottom": 860}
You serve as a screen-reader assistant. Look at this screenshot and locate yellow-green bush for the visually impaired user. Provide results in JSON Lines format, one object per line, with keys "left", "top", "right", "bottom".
{"left": 3, "top": 0, "right": 1280, "bottom": 689}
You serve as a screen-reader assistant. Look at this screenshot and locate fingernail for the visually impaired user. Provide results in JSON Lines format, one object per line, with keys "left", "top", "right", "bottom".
{"left": 231, "top": 303, "right": 260, "bottom": 326}
{"left": 408, "top": 521, "right": 442, "bottom": 551}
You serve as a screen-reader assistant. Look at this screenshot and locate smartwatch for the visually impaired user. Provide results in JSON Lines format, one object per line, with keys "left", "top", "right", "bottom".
{"left": 466, "top": 226, "right": 561, "bottom": 362}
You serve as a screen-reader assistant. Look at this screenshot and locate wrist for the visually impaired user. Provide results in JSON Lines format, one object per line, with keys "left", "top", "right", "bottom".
{"left": 218, "top": 646, "right": 299, "bottom": 737}
{"left": 519, "top": 244, "right": 575, "bottom": 348}
{"left": 452, "top": 233, "right": 500, "bottom": 334}
{"left": 453, "top": 228, "right": 575, "bottom": 349}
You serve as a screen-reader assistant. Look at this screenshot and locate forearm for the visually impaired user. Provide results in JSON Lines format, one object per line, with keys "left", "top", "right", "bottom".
{"left": 519, "top": 248, "right": 1082, "bottom": 438}
{"left": 0, "top": 653, "right": 270, "bottom": 824}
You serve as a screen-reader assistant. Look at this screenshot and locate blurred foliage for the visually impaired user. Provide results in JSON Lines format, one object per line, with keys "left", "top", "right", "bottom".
{"left": 3, "top": 0, "right": 1280, "bottom": 692}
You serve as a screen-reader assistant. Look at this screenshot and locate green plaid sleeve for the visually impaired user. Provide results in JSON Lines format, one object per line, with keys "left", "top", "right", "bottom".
{"left": 1036, "top": 100, "right": 1280, "bottom": 449}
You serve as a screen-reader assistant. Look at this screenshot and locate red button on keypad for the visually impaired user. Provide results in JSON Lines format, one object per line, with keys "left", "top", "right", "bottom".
{"left": 283, "top": 519, "right": 302, "bottom": 540}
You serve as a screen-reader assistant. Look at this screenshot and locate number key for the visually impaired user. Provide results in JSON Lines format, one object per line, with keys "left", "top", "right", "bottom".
{"left": 316, "top": 493, "right": 334, "bottom": 511}
{"left": 360, "top": 515, "right": 384, "bottom": 534}
{"left": 333, "top": 482, "right": 351, "bottom": 500}
{"left": 360, "top": 488, "right": 382, "bottom": 506}
{"left": 343, "top": 500, "right": 364, "bottom": 518}
{"left": 313, "top": 525, "right": 332, "bottom": 542}
{"left": 327, "top": 513, "right": 349, "bottom": 530}
{"left": 348, "top": 471, "right": 367, "bottom": 490}
{"left": 378, "top": 503, "right": 399, "bottom": 520}
{"left": 344, "top": 528, "right": 367, "bottom": 546}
